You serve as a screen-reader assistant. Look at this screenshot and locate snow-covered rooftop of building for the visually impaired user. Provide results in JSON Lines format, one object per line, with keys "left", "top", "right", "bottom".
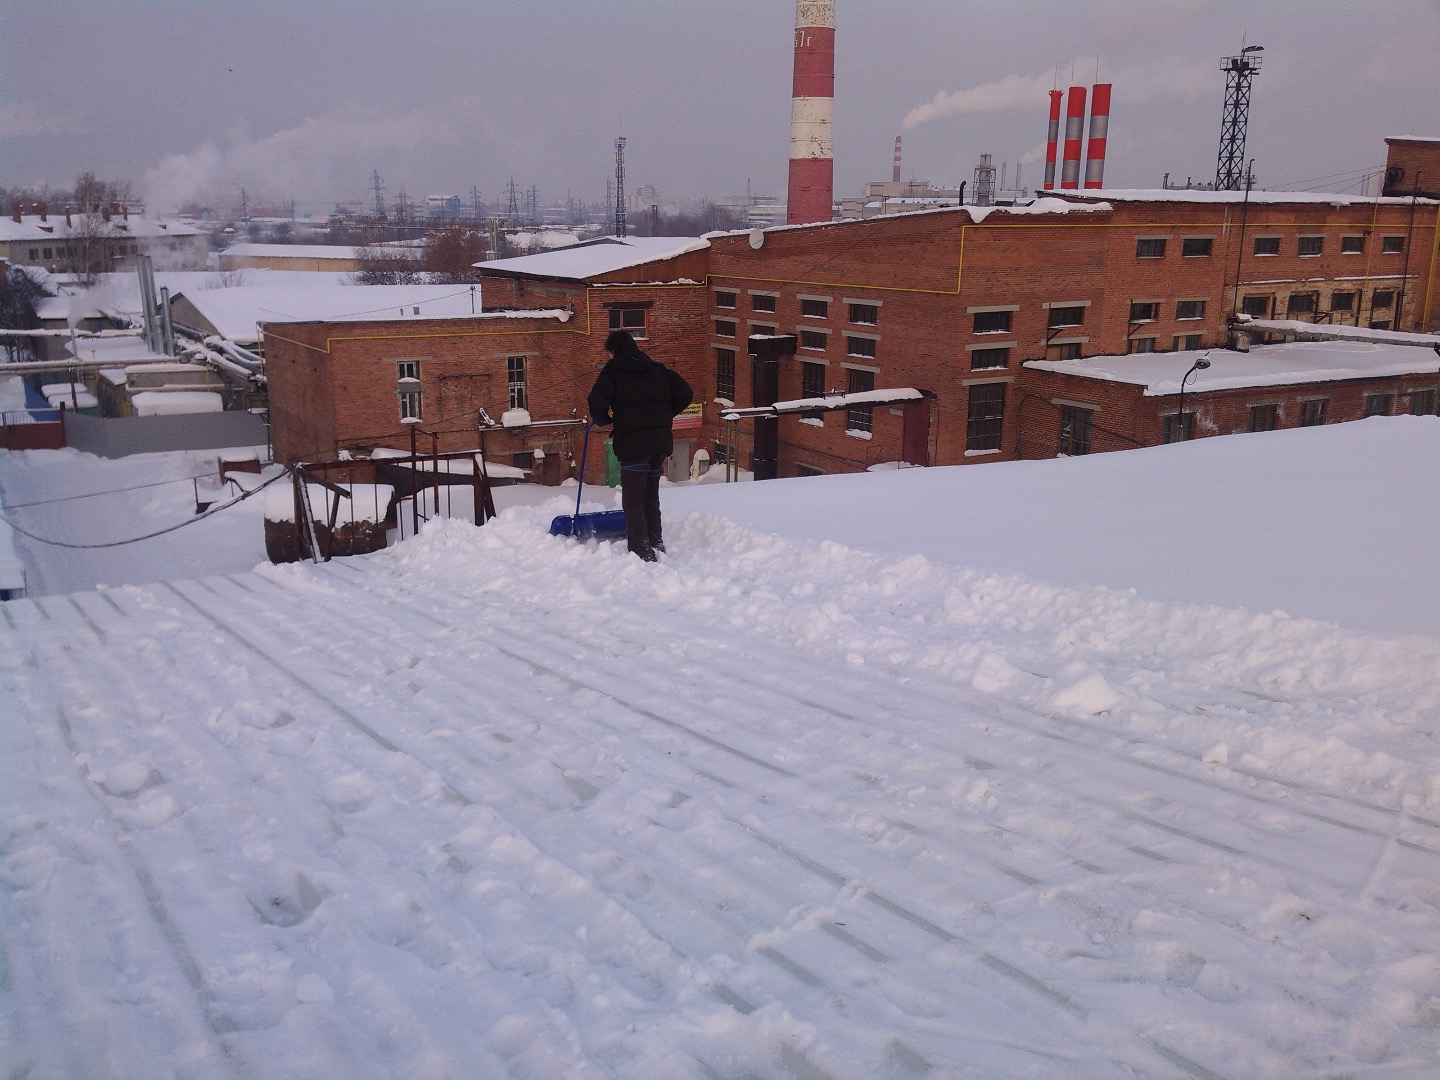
{"left": 130, "top": 390, "right": 224, "bottom": 415}
{"left": 1386, "top": 134, "right": 1440, "bottom": 143}
{"left": 1026, "top": 339, "right": 1440, "bottom": 395}
{"left": 1046, "top": 188, "right": 1438, "bottom": 207}
{"left": 1239, "top": 318, "right": 1440, "bottom": 348}
{"left": 38, "top": 269, "right": 356, "bottom": 328}
{"left": 64, "top": 336, "right": 170, "bottom": 365}
{"left": 475, "top": 236, "right": 709, "bottom": 280}
{"left": 220, "top": 243, "right": 371, "bottom": 261}
{"left": 178, "top": 284, "right": 490, "bottom": 339}
{"left": 0, "top": 214, "right": 203, "bottom": 242}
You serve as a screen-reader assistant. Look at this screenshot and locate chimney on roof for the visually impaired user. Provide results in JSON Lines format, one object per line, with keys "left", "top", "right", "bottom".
{"left": 33, "top": 202, "right": 47, "bottom": 222}
{"left": 65, "top": 206, "right": 72, "bottom": 227}
{"left": 102, "top": 204, "right": 112, "bottom": 221}
{"left": 122, "top": 203, "right": 129, "bottom": 220}
{"left": 786, "top": 0, "right": 835, "bottom": 225}
{"left": 9, "top": 202, "right": 19, "bottom": 224}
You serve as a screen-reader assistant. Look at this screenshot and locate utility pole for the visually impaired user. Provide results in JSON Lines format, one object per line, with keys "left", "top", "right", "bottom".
{"left": 506, "top": 178, "right": 519, "bottom": 219}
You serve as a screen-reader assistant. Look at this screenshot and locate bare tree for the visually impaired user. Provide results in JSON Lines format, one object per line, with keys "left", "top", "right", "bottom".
{"left": 423, "top": 229, "right": 487, "bottom": 283}
{"left": 0, "top": 264, "right": 46, "bottom": 362}
{"left": 350, "top": 245, "right": 424, "bottom": 285}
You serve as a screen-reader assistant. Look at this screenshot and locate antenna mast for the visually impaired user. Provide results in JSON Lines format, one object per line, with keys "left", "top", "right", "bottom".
{"left": 614, "top": 136, "right": 627, "bottom": 237}
{"left": 1215, "top": 46, "right": 1263, "bottom": 190}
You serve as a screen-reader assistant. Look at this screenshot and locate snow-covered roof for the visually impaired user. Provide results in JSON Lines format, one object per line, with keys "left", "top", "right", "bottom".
{"left": 220, "top": 243, "right": 371, "bottom": 261}
{"left": 475, "top": 236, "right": 709, "bottom": 280}
{"left": 64, "top": 336, "right": 170, "bottom": 365}
{"left": 1238, "top": 319, "right": 1440, "bottom": 349}
{"left": 1386, "top": 135, "right": 1440, "bottom": 143}
{"left": 1045, "top": 188, "right": 1438, "bottom": 207}
{"left": 38, "top": 269, "right": 355, "bottom": 328}
{"left": 1026, "top": 340, "right": 1440, "bottom": 396}
{"left": 181, "top": 284, "right": 487, "bottom": 341}
{"left": 130, "top": 390, "right": 224, "bottom": 415}
{"left": 0, "top": 214, "right": 203, "bottom": 242}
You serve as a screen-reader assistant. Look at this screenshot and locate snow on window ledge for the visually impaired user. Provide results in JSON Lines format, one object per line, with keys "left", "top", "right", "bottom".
{"left": 964, "top": 448, "right": 1001, "bottom": 457}
{"left": 845, "top": 428, "right": 873, "bottom": 440}
{"left": 800, "top": 417, "right": 823, "bottom": 427}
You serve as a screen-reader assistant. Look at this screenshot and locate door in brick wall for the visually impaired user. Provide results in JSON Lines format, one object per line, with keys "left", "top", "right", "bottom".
{"left": 901, "top": 399, "right": 930, "bottom": 466}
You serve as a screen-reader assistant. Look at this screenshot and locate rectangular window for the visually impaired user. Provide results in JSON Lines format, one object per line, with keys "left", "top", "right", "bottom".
{"left": 1341, "top": 235, "right": 1365, "bottom": 254}
{"left": 1135, "top": 237, "right": 1166, "bottom": 258}
{"left": 800, "top": 298, "right": 828, "bottom": 319}
{"left": 1173, "top": 334, "right": 1203, "bottom": 352}
{"left": 398, "top": 390, "right": 422, "bottom": 422}
{"left": 795, "top": 463, "right": 824, "bottom": 477}
{"left": 1047, "top": 341, "right": 1082, "bottom": 361}
{"left": 972, "top": 309, "right": 1012, "bottom": 333}
{"left": 506, "top": 355, "right": 527, "bottom": 410}
{"left": 42, "top": 247, "right": 53, "bottom": 259}
{"left": 608, "top": 306, "right": 647, "bottom": 337}
{"left": 1175, "top": 299, "right": 1206, "bottom": 320}
{"left": 1162, "top": 412, "right": 1194, "bottom": 444}
{"left": 1297, "top": 235, "right": 1324, "bottom": 257}
{"left": 1241, "top": 294, "right": 1272, "bottom": 317}
{"left": 1129, "top": 301, "right": 1160, "bottom": 322}
{"left": 1047, "top": 305, "right": 1085, "bottom": 328}
{"left": 1058, "top": 405, "right": 1093, "bottom": 456}
{"left": 966, "top": 383, "right": 1006, "bottom": 451}
{"left": 750, "top": 323, "right": 777, "bottom": 336}
{"left": 1371, "top": 289, "right": 1395, "bottom": 309}
{"left": 396, "top": 359, "right": 420, "bottom": 381}
{"left": 1253, "top": 236, "right": 1280, "bottom": 256}
{"left": 751, "top": 293, "right": 777, "bottom": 312}
{"left": 848, "top": 302, "right": 879, "bottom": 325}
{"left": 1363, "top": 393, "right": 1394, "bottom": 417}
{"left": 714, "top": 318, "right": 736, "bottom": 337}
{"left": 1181, "top": 237, "right": 1213, "bottom": 257}
{"left": 799, "top": 329, "right": 827, "bottom": 350}
{"left": 1287, "top": 292, "right": 1318, "bottom": 315}
{"left": 1331, "top": 291, "right": 1356, "bottom": 312}
{"left": 970, "top": 347, "right": 1009, "bottom": 370}
{"left": 845, "top": 335, "right": 877, "bottom": 358}
{"left": 1381, "top": 235, "right": 1404, "bottom": 254}
{"left": 801, "top": 361, "right": 825, "bottom": 419}
{"left": 1370, "top": 319, "right": 1392, "bottom": 331}
{"left": 1410, "top": 389, "right": 1437, "bottom": 416}
{"left": 715, "top": 290, "right": 736, "bottom": 308}
{"left": 1129, "top": 337, "right": 1156, "bottom": 354}
{"left": 846, "top": 368, "right": 874, "bottom": 433}
{"left": 1248, "top": 403, "right": 1279, "bottom": 432}
{"left": 1298, "top": 399, "right": 1328, "bottom": 427}
{"left": 715, "top": 347, "right": 736, "bottom": 400}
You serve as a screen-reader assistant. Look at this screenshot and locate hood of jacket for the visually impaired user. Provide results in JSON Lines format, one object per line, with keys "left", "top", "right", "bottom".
{"left": 606, "top": 347, "right": 660, "bottom": 374}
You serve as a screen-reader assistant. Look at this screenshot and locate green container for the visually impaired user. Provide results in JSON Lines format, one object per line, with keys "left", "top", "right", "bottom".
{"left": 604, "top": 440, "right": 620, "bottom": 486}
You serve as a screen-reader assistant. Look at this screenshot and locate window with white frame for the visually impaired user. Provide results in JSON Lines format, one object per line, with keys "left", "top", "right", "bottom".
{"left": 506, "top": 355, "right": 527, "bottom": 410}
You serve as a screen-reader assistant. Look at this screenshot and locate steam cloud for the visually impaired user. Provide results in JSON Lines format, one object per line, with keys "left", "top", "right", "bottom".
{"left": 902, "top": 57, "right": 1214, "bottom": 131}
{"left": 141, "top": 106, "right": 478, "bottom": 214}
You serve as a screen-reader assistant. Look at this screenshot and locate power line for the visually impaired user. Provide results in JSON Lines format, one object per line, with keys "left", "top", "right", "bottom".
{"left": 1, "top": 470, "right": 224, "bottom": 509}
{"left": 0, "top": 467, "right": 292, "bottom": 549}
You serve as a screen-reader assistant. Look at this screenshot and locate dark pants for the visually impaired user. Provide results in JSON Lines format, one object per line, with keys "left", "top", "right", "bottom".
{"left": 620, "top": 453, "right": 665, "bottom": 555}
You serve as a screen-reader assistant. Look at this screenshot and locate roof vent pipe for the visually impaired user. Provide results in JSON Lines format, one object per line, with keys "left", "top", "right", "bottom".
{"left": 1083, "top": 83, "right": 1112, "bottom": 189}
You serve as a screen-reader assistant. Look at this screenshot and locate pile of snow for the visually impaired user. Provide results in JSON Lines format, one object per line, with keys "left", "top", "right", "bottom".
{"left": 130, "top": 390, "right": 224, "bottom": 416}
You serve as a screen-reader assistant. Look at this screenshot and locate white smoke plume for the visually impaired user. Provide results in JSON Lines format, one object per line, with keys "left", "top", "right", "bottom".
{"left": 141, "top": 106, "right": 477, "bottom": 215}
{"left": 902, "top": 57, "right": 1214, "bottom": 131}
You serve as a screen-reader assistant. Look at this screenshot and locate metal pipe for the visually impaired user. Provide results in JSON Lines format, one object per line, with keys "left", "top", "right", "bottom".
{"left": 1083, "top": 83, "right": 1111, "bottom": 189}
{"left": 1043, "top": 89, "right": 1063, "bottom": 189}
{"left": 1060, "top": 86, "right": 1087, "bottom": 190}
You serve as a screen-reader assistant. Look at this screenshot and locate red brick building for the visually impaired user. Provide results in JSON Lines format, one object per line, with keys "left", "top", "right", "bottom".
{"left": 1017, "top": 340, "right": 1440, "bottom": 460}
{"left": 700, "top": 187, "right": 1437, "bottom": 477}
{"left": 263, "top": 178, "right": 1438, "bottom": 485}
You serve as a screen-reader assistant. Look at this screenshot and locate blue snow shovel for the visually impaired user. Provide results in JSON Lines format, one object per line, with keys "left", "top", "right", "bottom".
{"left": 548, "top": 421, "right": 628, "bottom": 540}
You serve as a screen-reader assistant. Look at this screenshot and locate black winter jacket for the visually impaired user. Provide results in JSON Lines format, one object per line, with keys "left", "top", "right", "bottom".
{"left": 587, "top": 346, "right": 693, "bottom": 462}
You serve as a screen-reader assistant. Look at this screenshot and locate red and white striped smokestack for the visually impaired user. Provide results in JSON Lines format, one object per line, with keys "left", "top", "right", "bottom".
{"left": 787, "top": 0, "right": 835, "bottom": 225}
{"left": 1059, "top": 85, "right": 1087, "bottom": 189}
{"left": 893, "top": 135, "right": 902, "bottom": 183}
{"left": 1043, "top": 89, "right": 1062, "bottom": 189}
{"left": 1083, "top": 83, "right": 1112, "bottom": 189}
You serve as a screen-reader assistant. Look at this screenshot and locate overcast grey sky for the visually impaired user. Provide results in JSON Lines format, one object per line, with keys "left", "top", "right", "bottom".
{"left": 2, "top": 0, "right": 1437, "bottom": 215}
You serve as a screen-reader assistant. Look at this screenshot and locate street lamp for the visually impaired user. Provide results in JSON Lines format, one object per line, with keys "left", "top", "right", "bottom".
{"left": 1176, "top": 354, "right": 1211, "bottom": 442}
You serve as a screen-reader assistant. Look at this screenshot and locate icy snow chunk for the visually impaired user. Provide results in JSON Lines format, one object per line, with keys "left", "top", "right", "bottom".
{"left": 1202, "top": 742, "right": 1229, "bottom": 765}
{"left": 92, "top": 759, "right": 163, "bottom": 798}
{"left": 1048, "top": 670, "right": 1123, "bottom": 716}
{"left": 294, "top": 973, "right": 334, "bottom": 1005}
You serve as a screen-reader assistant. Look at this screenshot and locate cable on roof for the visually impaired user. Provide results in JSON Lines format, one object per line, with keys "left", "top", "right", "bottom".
{"left": 0, "top": 466, "right": 292, "bottom": 549}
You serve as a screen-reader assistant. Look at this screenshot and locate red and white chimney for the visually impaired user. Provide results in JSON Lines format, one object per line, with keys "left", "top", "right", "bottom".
{"left": 786, "top": 0, "right": 835, "bottom": 225}
{"left": 1043, "top": 89, "right": 1063, "bottom": 189}
{"left": 1083, "top": 83, "right": 1112, "bottom": 189}
{"left": 892, "top": 135, "right": 902, "bottom": 183}
{"left": 1060, "top": 85, "right": 1086, "bottom": 189}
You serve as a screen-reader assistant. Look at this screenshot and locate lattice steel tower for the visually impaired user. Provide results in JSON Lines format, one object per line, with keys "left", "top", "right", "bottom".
{"left": 1215, "top": 46, "right": 1263, "bottom": 190}
{"left": 613, "top": 137, "right": 627, "bottom": 237}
